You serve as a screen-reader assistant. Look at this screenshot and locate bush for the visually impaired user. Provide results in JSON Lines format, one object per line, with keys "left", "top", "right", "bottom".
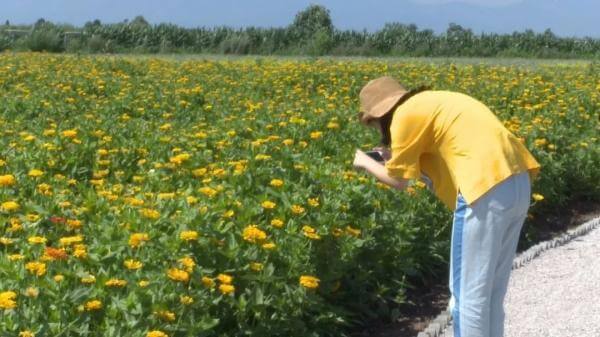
{"left": 305, "top": 28, "right": 334, "bottom": 56}
{"left": 219, "top": 34, "right": 251, "bottom": 54}
{"left": 0, "top": 34, "right": 11, "bottom": 51}
{"left": 25, "top": 29, "right": 64, "bottom": 52}
{"left": 87, "top": 34, "right": 106, "bottom": 53}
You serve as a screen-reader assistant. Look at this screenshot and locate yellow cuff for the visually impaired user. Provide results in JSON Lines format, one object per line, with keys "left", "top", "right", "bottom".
{"left": 385, "top": 165, "right": 419, "bottom": 180}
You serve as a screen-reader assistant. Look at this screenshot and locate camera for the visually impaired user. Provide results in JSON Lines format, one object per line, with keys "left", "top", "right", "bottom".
{"left": 365, "top": 150, "right": 385, "bottom": 163}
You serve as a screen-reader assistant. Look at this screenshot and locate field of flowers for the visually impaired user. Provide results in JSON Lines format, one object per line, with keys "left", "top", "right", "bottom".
{"left": 0, "top": 53, "right": 598, "bottom": 337}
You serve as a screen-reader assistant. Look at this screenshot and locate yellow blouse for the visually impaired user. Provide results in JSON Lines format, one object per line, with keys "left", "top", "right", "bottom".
{"left": 385, "top": 90, "right": 540, "bottom": 210}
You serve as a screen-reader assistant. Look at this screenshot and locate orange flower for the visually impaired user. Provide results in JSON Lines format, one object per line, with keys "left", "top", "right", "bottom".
{"left": 44, "top": 247, "right": 68, "bottom": 260}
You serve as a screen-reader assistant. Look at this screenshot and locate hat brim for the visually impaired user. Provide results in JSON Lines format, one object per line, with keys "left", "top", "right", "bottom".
{"left": 359, "top": 92, "right": 405, "bottom": 125}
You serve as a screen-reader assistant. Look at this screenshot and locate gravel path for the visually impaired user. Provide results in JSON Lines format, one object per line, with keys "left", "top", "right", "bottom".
{"left": 439, "top": 220, "right": 600, "bottom": 337}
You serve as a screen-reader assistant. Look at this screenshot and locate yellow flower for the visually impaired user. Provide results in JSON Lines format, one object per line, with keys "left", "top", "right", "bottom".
{"left": 534, "top": 138, "right": 547, "bottom": 147}
{"left": 1, "top": 201, "right": 20, "bottom": 212}
{"left": 532, "top": 193, "right": 544, "bottom": 202}
{"left": 25, "top": 287, "right": 39, "bottom": 298}
{"left": 28, "top": 236, "right": 47, "bottom": 244}
{"left": 270, "top": 218, "right": 284, "bottom": 228}
{"left": 19, "top": 331, "right": 35, "bottom": 337}
{"left": 10, "top": 217, "right": 23, "bottom": 228}
{"left": 302, "top": 225, "right": 321, "bottom": 240}
{"left": 180, "top": 230, "right": 199, "bottom": 241}
{"left": 167, "top": 268, "right": 189, "bottom": 283}
{"left": 178, "top": 256, "right": 196, "bottom": 273}
{"left": 59, "top": 235, "right": 83, "bottom": 246}
{"left": 0, "top": 174, "right": 16, "bottom": 186}
{"left": 180, "top": 295, "right": 194, "bottom": 305}
{"left": 8, "top": 254, "right": 24, "bottom": 261}
{"left": 270, "top": 179, "right": 284, "bottom": 187}
{"left": 217, "top": 273, "right": 233, "bottom": 284}
{"left": 80, "top": 275, "right": 96, "bottom": 284}
{"left": 345, "top": 226, "right": 361, "bottom": 237}
{"left": 61, "top": 129, "right": 78, "bottom": 138}
{"left": 154, "top": 310, "right": 176, "bottom": 322}
{"left": 66, "top": 219, "right": 82, "bottom": 230}
{"left": 299, "top": 275, "right": 320, "bottom": 289}
{"left": 327, "top": 122, "right": 340, "bottom": 129}
{"left": 261, "top": 242, "right": 276, "bottom": 250}
{"left": 158, "top": 192, "right": 176, "bottom": 200}
{"left": 138, "top": 280, "right": 150, "bottom": 288}
{"left": 0, "top": 237, "right": 13, "bottom": 245}
{"left": 28, "top": 169, "right": 44, "bottom": 178}
{"left": 261, "top": 200, "right": 276, "bottom": 209}
{"left": 124, "top": 197, "right": 145, "bottom": 206}
{"left": 250, "top": 262, "right": 263, "bottom": 271}
{"left": 54, "top": 274, "right": 65, "bottom": 282}
{"left": 222, "top": 209, "right": 235, "bottom": 218}
{"left": 255, "top": 154, "right": 271, "bottom": 161}
{"left": 201, "top": 276, "right": 215, "bottom": 288}
{"left": 291, "top": 204, "right": 305, "bottom": 215}
{"left": 0, "top": 291, "right": 17, "bottom": 309}
{"left": 147, "top": 331, "right": 169, "bottom": 337}
{"left": 169, "top": 153, "right": 191, "bottom": 165}
{"left": 218, "top": 284, "right": 235, "bottom": 295}
{"left": 243, "top": 225, "right": 267, "bottom": 243}
{"left": 37, "top": 183, "right": 52, "bottom": 195}
{"left": 307, "top": 198, "right": 319, "bottom": 207}
{"left": 192, "top": 168, "right": 207, "bottom": 177}
{"left": 124, "top": 259, "right": 143, "bottom": 270}
{"left": 140, "top": 208, "right": 160, "bottom": 220}
{"left": 310, "top": 131, "right": 322, "bottom": 139}
{"left": 84, "top": 299, "right": 102, "bottom": 311}
{"left": 198, "top": 186, "right": 218, "bottom": 198}
{"left": 186, "top": 196, "right": 198, "bottom": 205}
{"left": 128, "top": 233, "right": 149, "bottom": 248}
{"left": 25, "top": 261, "right": 46, "bottom": 276}
{"left": 105, "top": 279, "right": 127, "bottom": 288}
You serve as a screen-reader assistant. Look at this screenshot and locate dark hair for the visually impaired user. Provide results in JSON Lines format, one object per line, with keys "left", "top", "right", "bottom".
{"left": 377, "top": 86, "right": 430, "bottom": 146}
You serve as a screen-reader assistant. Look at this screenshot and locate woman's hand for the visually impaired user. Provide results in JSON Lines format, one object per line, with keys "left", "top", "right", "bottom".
{"left": 352, "top": 149, "right": 408, "bottom": 190}
{"left": 353, "top": 149, "right": 371, "bottom": 170}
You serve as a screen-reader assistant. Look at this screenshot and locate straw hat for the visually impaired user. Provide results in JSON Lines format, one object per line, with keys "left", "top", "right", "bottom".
{"left": 358, "top": 76, "right": 408, "bottom": 125}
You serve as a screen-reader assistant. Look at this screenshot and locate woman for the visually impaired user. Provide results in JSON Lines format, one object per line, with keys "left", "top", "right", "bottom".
{"left": 352, "top": 76, "right": 540, "bottom": 337}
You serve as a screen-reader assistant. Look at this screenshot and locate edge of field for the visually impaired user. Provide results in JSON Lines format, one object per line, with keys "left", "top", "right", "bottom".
{"left": 11, "top": 51, "right": 597, "bottom": 68}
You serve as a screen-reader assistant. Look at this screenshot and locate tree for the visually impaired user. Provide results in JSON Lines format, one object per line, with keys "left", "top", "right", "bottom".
{"left": 34, "top": 18, "right": 47, "bottom": 29}
{"left": 290, "top": 4, "right": 333, "bottom": 41}
{"left": 130, "top": 15, "right": 150, "bottom": 28}
{"left": 84, "top": 19, "right": 102, "bottom": 32}
{"left": 444, "top": 23, "right": 474, "bottom": 54}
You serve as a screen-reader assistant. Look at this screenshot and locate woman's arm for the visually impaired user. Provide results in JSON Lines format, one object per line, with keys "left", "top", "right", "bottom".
{"left": 353, "top": 149, "right": 409, "bottom": 190}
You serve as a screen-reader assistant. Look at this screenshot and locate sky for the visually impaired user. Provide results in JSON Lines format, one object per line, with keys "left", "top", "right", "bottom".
{"left": 1, "top": 0, "right": 599, "bottom": 38}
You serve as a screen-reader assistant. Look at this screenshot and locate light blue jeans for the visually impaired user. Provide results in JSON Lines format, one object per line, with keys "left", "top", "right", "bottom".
{"left": 449, "top": 171, "right": 531, "bottom": 337}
